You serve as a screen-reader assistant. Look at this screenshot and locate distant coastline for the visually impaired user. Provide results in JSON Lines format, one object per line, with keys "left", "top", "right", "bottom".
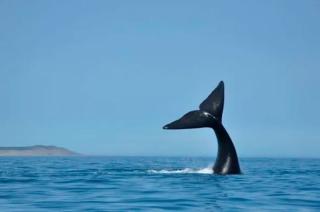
{"left": 0, "top": 145, "right": 79, "bottom": 156}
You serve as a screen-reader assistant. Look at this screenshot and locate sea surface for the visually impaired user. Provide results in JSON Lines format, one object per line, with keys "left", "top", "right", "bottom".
{"left": 0, "top": 157, "right": 319, "bottom": 211}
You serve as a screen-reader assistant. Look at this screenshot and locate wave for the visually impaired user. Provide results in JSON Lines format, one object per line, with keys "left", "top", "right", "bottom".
{"left": 148, "top": 167, "right": 213, "bottom": 174}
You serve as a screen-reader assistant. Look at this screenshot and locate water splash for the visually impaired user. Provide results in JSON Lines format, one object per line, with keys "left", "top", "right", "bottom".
{"left": 148, "top": 167, "right": 213, "bottom": 174}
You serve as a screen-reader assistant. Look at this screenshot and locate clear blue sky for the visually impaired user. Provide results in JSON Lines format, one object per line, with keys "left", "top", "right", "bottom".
{"left": 1, "top": 0, "right": 319, "bottom": 157}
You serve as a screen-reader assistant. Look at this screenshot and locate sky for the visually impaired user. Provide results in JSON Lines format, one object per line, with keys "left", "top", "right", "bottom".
{"left": 0, "top": 0, "right": 319, "bottom": 157}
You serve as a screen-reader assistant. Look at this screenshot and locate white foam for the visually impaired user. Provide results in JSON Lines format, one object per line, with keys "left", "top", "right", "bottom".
{"left": 148, "top": 167, "right": 213, "bottom": 174}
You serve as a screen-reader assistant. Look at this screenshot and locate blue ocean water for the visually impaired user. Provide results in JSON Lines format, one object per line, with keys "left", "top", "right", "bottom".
{"left": 0, "top": 157, "right": 319, "bottom": 211}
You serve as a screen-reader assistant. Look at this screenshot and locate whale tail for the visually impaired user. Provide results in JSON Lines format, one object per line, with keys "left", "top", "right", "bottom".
{"left": 163, "top": 81, "right": 225, "bottom": 129}
{"left": 162, "top": 81, "right": 241, "bottom": 175}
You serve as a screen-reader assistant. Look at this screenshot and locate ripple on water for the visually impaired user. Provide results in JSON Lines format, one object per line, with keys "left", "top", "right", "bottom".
{"left": 0, "top": 157, "right": 319, "bottom": 211}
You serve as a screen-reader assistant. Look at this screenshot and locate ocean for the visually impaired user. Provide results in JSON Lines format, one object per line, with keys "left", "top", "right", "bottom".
{"left": 0, "top": 157, "right": 319, "bottom": 211}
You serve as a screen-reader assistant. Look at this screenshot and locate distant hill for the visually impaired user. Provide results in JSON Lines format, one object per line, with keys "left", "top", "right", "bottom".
{"left": 0, "top": 145, "right": 79, "bottom": 156}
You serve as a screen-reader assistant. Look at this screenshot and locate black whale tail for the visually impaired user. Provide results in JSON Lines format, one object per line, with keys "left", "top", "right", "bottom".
{"left": 163, "top": 81, "right": 241, "bottom": 174}
{"left": 163, "top": 81, "right": 225, "bottom": 129}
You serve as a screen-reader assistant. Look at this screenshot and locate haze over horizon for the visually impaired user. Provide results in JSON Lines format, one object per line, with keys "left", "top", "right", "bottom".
{"left": 1, "top": 1, "right": 320, "bottom": 157}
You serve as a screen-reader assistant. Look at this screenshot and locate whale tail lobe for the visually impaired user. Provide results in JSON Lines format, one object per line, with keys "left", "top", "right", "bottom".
{"left": 199, "top": 81, "right": 224, "bottom": 122}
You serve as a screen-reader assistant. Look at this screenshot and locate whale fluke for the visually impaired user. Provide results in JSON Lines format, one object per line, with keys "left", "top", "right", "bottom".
{"left": 163, "top": 81, "right": 241, "bottom": 175}
{"left": 199, "top": 81, "right": 224, "bottom": 122}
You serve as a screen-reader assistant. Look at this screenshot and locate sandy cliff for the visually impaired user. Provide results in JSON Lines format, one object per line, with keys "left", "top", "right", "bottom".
{"left": 0, "top": 145, "right": 79, "bottom": 156}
